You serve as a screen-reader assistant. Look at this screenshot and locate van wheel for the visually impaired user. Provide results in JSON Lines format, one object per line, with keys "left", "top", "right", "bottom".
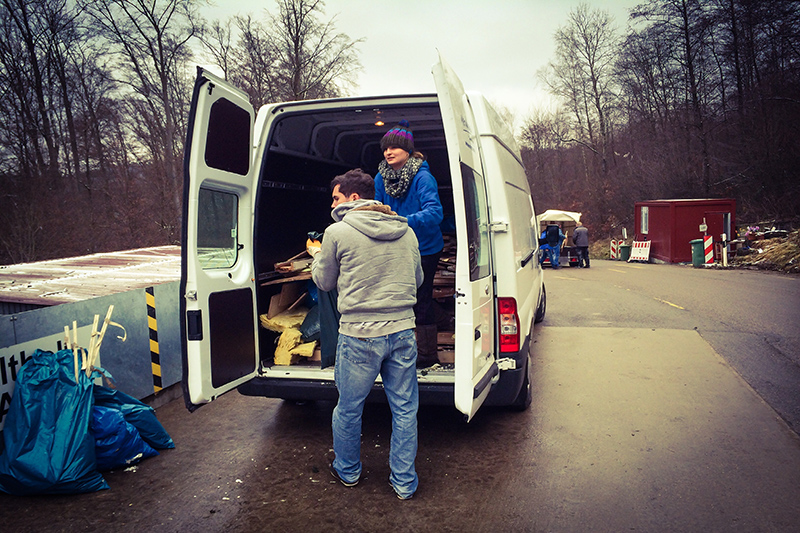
{"left": 511, "top": 356, "right": 532, "bottom": 411}
{"left": 534, "top": 284, "right": 547, "bottom": 324}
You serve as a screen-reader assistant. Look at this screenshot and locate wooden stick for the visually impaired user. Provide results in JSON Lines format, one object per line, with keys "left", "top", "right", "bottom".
{"left": 65, "top": 325, "right": 78, "bottom": 383}
{"left": 88, "top": 305, "right": 114, "bottom": 374}
{"left": 72, "top": 320, "right": 83, "bottom": 381}
{"left": 87, "top": 314, "right": 100, "bottom": 374}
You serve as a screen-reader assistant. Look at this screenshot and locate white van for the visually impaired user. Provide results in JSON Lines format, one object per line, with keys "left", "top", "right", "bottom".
{"left": 180, "top": 55, "right": 546, "bottom": 421}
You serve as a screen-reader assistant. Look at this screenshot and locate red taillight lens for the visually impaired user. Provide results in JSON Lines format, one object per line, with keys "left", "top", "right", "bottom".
{"left": 498, "top": 297, "right": 520, "bottom": 353}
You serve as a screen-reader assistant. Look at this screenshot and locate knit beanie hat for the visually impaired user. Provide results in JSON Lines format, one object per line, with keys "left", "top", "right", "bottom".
{"left": 380, "top": 119, "right": 415, "bottom": 153}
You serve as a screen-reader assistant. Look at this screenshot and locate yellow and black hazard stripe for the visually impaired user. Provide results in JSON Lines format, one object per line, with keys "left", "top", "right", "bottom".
{"left": 145, "top": 287, "right": 162, "bottom": 393}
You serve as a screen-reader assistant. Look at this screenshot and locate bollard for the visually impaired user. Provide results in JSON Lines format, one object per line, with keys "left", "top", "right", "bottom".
{"left": 703, "top": 235, "right": 714, "bottom": 265}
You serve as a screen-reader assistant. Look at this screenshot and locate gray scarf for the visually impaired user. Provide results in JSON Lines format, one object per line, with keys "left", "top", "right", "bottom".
{"left": 379, "top": 157, "right": 423, "bottom": 199}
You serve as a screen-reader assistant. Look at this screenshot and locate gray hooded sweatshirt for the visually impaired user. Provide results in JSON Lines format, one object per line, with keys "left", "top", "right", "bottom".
{"left": 311, "top": 199, "right": 423, "bottom": 337}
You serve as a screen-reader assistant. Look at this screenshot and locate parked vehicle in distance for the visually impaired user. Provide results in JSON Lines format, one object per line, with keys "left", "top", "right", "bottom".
{"left": 537, "top": 209, "right": 582, "bottom": 268}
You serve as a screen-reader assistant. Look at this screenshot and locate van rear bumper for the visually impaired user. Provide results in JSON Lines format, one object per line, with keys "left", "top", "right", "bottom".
{"left": 237, "top": 376, "right": 454, "bottom": 405}
{"left": 484, "top": 329, "right": 532, "bottom": 406}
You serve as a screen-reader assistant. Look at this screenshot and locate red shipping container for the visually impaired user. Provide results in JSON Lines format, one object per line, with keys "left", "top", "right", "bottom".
{"left": 634, "top": 199, "right": 736, "bottom": 263}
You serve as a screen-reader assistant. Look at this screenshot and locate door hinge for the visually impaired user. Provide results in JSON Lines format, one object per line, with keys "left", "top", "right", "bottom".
{"left": 490, "top": 221, "right": 508, "bottom": 233}
{"left": 185, "top": 290, "right": 197, "bottom": 301}
{"left": 496, "top": 357, "right": 516, "bottom": 370}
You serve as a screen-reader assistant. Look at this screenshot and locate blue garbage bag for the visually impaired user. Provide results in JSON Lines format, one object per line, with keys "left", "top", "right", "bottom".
{"left": 91, "top": 406, "right": 158, "bottom": 471}
{"left": 93, "top": 385, "right": 174, "bottom": 449}
{"left": 0, "top": 349, "right": 109, "bottom": 495}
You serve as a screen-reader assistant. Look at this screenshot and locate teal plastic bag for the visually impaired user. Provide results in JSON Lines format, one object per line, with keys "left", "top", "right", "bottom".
{"left": 0, "top": 349, "right": 109, "bottom": 495}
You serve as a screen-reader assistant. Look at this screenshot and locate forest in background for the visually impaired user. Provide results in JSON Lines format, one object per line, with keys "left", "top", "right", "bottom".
{"left": 524, "top": 0, "right": 799, "bottom": 236}
{"left": 0, "top": 0, "right": 361, "bottom": 265}
{"left": 0, "top": 0, "right": 797, "bottom": 266}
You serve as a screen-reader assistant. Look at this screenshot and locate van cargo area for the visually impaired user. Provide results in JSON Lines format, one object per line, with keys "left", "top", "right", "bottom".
{"left": 247, "top": 97, "right": 459, "bottom": 396}
{"left": 183, "top": 60, "right": 543, "bottom": 419}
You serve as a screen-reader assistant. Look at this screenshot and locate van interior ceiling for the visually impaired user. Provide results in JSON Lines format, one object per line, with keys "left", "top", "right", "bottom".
{"left": 252, "top": 99, "right": 457, "bottom": 367}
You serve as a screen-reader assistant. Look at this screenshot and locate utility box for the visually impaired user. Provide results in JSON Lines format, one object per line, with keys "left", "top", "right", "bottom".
{"left": 634, "top": 199, "right": 736, "bottom": 263}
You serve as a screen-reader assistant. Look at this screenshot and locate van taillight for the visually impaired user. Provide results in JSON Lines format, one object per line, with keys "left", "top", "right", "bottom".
{"left": 498, "top": 297, "right": 520, "bottom": 353}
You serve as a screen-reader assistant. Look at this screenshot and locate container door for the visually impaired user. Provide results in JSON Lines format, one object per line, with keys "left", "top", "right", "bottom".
{"left": 181, "top": 68, "right": 259, "bottom": 409}
{"left": 433, "top": 54, "right": 496, "bottom": 421}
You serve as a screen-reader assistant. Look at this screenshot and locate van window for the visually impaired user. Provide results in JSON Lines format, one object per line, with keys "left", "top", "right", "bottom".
{"left": 205, "top": 97, "right": 250, "bottom": 175}
{"left": 461, "top": 163, "right": 491, "bottom": 280}
{"left": 197, "top": 188, "right": 238, "bottom": 269}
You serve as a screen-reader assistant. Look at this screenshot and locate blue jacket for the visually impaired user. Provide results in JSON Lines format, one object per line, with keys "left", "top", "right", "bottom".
{"left": 375, "top": 161, "right": 444, "bottom": 256}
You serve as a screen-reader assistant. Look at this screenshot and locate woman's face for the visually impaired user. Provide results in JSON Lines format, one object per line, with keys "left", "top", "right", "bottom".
{"left": 384, "top": 145, "right": 410, "bottom": 170}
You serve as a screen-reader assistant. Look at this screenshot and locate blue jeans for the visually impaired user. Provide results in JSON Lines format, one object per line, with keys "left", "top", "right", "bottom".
{"left": 332, "top": 329, "right": 419, "bottom": 498}
{"left": 543, "top": 246, "right": 560, "bottom": 267}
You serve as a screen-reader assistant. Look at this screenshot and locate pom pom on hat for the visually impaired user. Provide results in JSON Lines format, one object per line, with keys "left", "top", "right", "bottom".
{"left": 380, "top": 120, "right": 415, "bottom": 153}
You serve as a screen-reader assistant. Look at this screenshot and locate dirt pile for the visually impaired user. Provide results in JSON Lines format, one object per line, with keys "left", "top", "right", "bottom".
{"left": 731, "top": 230, "right": 800, "bottom": 274}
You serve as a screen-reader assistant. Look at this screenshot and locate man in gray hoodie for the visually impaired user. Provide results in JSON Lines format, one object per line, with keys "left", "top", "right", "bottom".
{"left": 309, "top": 168, "right": 423, "bottom": 500}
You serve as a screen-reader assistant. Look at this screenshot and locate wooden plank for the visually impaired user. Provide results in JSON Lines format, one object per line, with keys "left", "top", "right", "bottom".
{"left": 275, "top": 250, "right": 313, "bottom": 273}
{"left": 260, "top": 272, "right": 312, "bottom": 287}
{"left": 267, "top": 282, "right": 306, "bottom": 319}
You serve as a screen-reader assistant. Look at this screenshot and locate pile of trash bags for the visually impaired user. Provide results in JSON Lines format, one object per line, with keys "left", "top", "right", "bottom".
{"left": 0, "top": 349, "right": 174, "bottom": 495}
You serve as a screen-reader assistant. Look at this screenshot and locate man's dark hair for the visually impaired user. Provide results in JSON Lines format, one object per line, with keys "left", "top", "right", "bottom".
{"left": 331, "top": 168, "right": 375, "bottom": 200}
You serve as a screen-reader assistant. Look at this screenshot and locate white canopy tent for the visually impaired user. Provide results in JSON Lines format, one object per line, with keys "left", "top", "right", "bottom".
{"left": 536, "top": 209, "right": 582, "bottom": 226}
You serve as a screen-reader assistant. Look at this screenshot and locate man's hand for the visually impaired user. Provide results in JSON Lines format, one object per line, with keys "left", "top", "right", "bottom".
{"left": 306, "top": 238, "right": 321, "bottom": 257}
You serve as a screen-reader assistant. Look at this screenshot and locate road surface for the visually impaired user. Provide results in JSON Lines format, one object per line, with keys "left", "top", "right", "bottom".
{"left": 1, "top": 260, "right": 798, "bottom": 531}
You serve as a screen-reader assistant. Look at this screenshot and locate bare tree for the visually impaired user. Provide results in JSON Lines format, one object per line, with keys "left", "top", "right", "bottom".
{"left": 200, "top": 17, "right": 236, "bottom": 81}
{"left": 631, "top": 0, "right": 714, "bottom": 194}
{"left": 0, "top": 0, "right": 62, "bottom": 185}
{"left": 539, "top": 4, "right": 619, "bottom": 175}
{"left": 0, "top": 0, "right": 89, "bottom": 262}
{"left": 78, "top": 0, "right": 203, "bottom": 242}
{"left": 270, "top": 0, "right": 362, "bottom": 101}
{"left": 199, "top": 0, "right": 362, "bottom": 108}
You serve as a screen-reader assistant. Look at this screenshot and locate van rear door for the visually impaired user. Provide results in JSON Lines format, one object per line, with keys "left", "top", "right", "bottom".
{"left": 181, "top": 69, "right": 259, "bottom": 408}
{"left": 432, "top": 55, "right": 497, "bottom": 421}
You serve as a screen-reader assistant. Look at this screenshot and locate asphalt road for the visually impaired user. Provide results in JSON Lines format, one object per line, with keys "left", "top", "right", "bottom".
{"left": 1, "top": 260, "right": 799, "bottom": 531}
{"left": 545, "top": 259, "right": 800, "bottom": 433}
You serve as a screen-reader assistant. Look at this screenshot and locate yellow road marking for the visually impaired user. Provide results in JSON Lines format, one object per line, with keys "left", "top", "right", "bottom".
{"left": 654, "top": 297, "right": 685, "bottom": 310}
{"left": 609, "top": 269, "right": 627, "bottom": 273}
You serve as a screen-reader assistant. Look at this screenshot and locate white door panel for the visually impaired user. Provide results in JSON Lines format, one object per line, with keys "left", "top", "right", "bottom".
{"left": 433, "top": 54, "right": 496, "bottom": 421}
{"left": 182, "top": 69, "right": 259, "bottom": 407}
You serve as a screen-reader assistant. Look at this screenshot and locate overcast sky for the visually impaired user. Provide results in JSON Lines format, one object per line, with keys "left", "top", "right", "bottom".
{"left": 203, "top": 0, "right": 641, "bottom": 130}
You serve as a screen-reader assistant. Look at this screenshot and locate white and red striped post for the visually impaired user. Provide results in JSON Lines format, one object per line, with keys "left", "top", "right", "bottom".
{"left": 703, "top": 235, "right": 714, "bottom": 265}
{"left": 610, "top": 240, "right": 619, "bottom": 259}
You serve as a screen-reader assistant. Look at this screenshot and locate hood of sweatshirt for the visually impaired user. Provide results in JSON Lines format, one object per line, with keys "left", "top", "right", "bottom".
{"left": 331, "top": 199, "right": 409, "bottom": 241}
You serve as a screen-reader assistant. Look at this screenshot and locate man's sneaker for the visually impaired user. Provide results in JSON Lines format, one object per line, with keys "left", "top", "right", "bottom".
{"left": 389, "top": 483, "right": 413, "bottom": 500}
{"left": 329, "top": 464, "right": 358, "bottom": 487}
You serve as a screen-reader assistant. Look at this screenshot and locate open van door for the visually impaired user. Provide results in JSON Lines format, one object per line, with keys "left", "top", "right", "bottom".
{"left": 432, "top": 55, "right": 497, "bottom": 421}
{"left": 181, "top": 68, "right": 259, "bottom": 409}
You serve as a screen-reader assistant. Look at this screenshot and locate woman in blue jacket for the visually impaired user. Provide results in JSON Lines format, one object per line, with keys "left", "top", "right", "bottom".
{"left": 375, "top": 120, "right": 444, "bottom": 368}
